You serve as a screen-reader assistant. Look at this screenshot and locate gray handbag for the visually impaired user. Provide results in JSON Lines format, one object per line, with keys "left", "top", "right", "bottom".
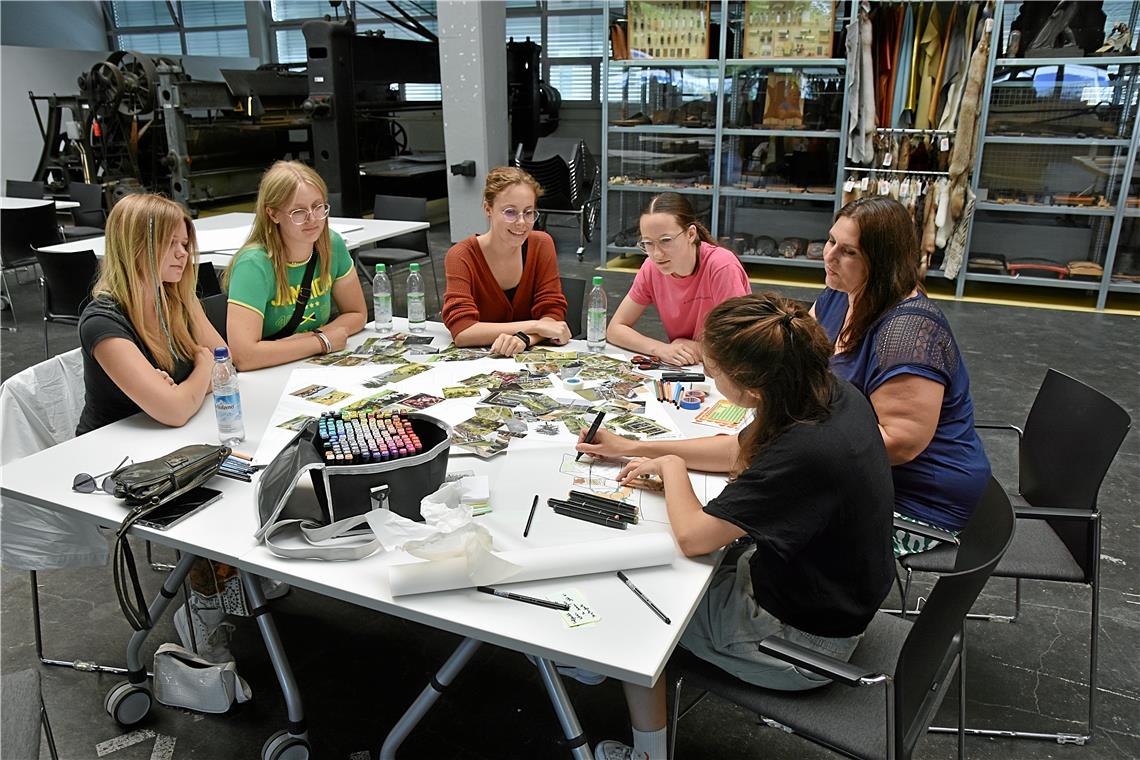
{"left": 254, "top": 415, "right": 452, "bottom": 560}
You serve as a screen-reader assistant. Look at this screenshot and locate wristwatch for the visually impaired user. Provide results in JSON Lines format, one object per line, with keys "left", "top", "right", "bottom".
{"left": 514, "top": 331, "right": 532, "bottom": 348}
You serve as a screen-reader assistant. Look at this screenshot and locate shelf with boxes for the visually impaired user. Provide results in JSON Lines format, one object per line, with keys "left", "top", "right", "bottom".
{"left": 601, "top": 0, "right": 849, "bottom": 268}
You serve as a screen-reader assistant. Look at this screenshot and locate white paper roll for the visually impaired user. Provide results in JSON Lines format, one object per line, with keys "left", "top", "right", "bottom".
{"left": 389, "top": 532, "right": 676, "bottom": 596}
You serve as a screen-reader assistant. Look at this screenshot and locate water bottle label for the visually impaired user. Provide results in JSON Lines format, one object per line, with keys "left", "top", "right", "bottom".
{"left": 214, "top": 392, "right": 242, "bottom": 422}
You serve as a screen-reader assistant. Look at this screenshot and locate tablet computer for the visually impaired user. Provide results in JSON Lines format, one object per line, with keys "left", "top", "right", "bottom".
{"left": 135, "top": 486, "right": 223, "bottom": 531}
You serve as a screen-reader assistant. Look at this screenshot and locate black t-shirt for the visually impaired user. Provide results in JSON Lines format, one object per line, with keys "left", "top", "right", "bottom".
{"left": 703, "top": 380, "right": 895, "bottom": 638}
{"left": 76, "top": 296, "right": 194, "bottom": 436}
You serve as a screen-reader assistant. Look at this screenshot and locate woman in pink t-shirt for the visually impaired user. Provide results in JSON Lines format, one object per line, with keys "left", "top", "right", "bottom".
{"left": 607, "top": 193, "right": 751, "bottom": 366}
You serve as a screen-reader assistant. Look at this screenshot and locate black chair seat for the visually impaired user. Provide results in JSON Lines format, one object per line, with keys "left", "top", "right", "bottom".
{"left": 357, "top": 247, "right": 428, "bottom": 266}
{"left": 61, "top": 226, "right": 105, "bottom": 241}
{"left": 672, "top": 613, "right": 913, "bottom": 759}
{"left": 904, "top": 516, "right": 1085, "bottom": 582}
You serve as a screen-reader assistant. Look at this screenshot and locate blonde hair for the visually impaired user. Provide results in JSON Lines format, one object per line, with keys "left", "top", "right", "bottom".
{"left": 225, "top": 160, "right": 332, "bottom": 304}
{"left": 483, "top": 166, "right": 544, "bottom": 208}
{"left": 92, "top": 194, "right": 199, "bottom": 372}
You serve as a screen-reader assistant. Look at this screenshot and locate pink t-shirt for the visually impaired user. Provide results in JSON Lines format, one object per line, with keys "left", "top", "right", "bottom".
{"left": 628, "top": 241, "right": 751, "bottom": 341}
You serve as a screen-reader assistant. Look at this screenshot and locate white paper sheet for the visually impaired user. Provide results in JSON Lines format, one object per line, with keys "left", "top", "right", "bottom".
{"left": 388, "top": 532, "right": 676, "bottom": 596}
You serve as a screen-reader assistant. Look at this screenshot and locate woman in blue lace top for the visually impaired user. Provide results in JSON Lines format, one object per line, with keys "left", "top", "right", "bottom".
{"left": 812, "top": 197, "right": 991, "bottom": 555}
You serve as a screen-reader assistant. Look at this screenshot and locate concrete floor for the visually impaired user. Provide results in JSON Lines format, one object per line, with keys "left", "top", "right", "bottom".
{"left": 1, "top": 219, "right": 1138, "bottom": 759}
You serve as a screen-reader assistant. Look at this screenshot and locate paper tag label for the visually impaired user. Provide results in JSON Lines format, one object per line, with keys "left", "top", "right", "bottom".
{"left": 878, "top": 179, "right": 890, "bottom": 196}
{"left": 555, "top": 588, "right": 601, "bottom": 627}
{"left": 843, "top": 179, "right": 855, "bottom": 192}
{"left": 860, "top": 176, "right": 870, "bottom": 190}
{"left": 940, "top": 136, "right": 951, "bottom": 152}
{"left": 882, "top": 152, "right": 893, "bottom": 167}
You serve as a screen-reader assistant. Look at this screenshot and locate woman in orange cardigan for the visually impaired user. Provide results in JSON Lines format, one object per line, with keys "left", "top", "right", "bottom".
{"left": 442, "top": 167, "right": 570, "bottom": 356}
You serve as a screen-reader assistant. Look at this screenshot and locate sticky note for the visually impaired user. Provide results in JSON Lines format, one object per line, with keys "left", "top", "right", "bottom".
{"left": 554, "top": 588, "right": 601, "bottom": 628}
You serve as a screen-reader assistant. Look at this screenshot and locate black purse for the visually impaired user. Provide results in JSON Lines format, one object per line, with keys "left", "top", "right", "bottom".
{"left": 111, "top": 444, "right": 230, "bottom": 630}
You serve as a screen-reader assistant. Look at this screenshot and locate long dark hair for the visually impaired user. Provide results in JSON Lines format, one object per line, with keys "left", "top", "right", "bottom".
{"left": 834, "top": 196, "right": 921, "bottom": 352}
{"left": 643, "top": 193, "right": 716, "bottom": 246}
{"left": 702, "top": 293, "right": 835, "bottom": 477}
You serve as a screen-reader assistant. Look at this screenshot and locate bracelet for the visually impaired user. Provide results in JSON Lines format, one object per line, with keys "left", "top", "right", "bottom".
{"left": 314, "top": 329, "right": 333, "bottom": 354}
{"left": 514, "top": 330, "right": 532, "bottom": 348}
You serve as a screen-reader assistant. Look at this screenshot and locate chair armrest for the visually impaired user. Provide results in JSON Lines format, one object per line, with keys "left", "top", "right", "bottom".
{"left": 893, "top": 516, "right": 959, "bottom": 544}
{"left": 758, "top": 635, "right": 887, "bottom": 687}
{"left": 974, "top": 421, "right": 1023, "bottom": 438}
{"left": 1015, "top": 505, "right": 1099, "bottom": 521}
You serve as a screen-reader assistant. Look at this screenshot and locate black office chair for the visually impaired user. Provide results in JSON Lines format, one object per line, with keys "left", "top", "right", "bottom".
{"left": 514, "top": 139, "right": 600, "bottom": 261}
{"left": 5, "top": 179, "right": 45, "bottom": 199}
{"left": 201, "top": 293, "right": 228, "bottom": 341}
{"left": 196, "top": 261, "right": 223, "bottom": 298}
{"left": 560, "top": 276, "right": 587, "bottom": 340}
{"left": 1, "top": 202, "right": 62, "bottom": 331}
{"left": 34, "top": 249, "right": 97, "bottom": 357}
{"left": 899, "top": 369, "right": 1130, "bottom": 744}
{"left": 62, "top": 181, "right": 107, "bottom": 240}
{"left": 670, "top": 477, "right": 1015, "bottom": 760}
{"left": 355, "top": 195, "right": 441, "bottom": 316}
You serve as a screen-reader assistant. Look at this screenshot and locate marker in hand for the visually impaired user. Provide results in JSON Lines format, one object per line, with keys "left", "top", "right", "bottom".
{"left": 576, "top": 411, "right": 606, "bottom": 462}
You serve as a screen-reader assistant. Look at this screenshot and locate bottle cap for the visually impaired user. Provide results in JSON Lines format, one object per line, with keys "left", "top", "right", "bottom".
{"left": 375, "top": 263, "right": 385, "bottom": 273}
{"left": 409, "top": 263, "right": 420, "bottom": 272}
{"left": 592, "top": 275, "right": 603, "bottom": 285}
{"left": 213, "top": 347, "right": 230, "bottom": 361}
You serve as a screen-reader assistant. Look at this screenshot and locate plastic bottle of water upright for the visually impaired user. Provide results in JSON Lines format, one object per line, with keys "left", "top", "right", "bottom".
{"left": 373, "top": 263, "right": 393, "bottom": 333}
{"left": 211, "top": 347, "right": 245, "bottom": 445}
{"left": 586, "top": 275, "right": 607, "bottom": 353}
{"left": 407, "top": 262, "right": 426, "bottom": 333}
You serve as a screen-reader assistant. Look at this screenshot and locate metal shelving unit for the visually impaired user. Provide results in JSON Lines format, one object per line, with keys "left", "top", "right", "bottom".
{"left": 600, "top": 0, "right": 849, "bottom": 266}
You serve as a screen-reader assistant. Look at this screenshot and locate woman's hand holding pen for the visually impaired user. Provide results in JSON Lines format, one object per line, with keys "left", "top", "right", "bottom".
{"left": 575, "top": 426, "right": 635, "bottom": 459}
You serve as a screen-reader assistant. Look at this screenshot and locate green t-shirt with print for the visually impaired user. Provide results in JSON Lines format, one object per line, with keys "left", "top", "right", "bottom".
{"left": 228, "top": 231, "right": 354, "bottom": 338}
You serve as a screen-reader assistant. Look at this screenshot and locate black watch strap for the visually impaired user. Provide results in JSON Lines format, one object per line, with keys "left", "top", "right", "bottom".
{"left": 514, "top": 331, "right": 532, "bottom": 348}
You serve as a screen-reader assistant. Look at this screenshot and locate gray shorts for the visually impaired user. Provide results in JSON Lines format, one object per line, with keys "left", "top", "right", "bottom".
{"left": 679, "top": 546, "right": 862, "bottom": 691}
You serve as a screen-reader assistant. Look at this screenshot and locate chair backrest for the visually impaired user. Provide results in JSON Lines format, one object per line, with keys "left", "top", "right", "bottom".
{"left": 68, "top": 181, "right": 106, "bottom": 229}
{"left": 373, "top": 195, "right": 429, "bottom": 253}
{"left": 1, "top": 203, "right": 61, "bottom": 268}
{"left": 515, "top": 155, "right": 575, "bottom": 210}
{"left": 560, "top": 276, "right": 587, "bottom": 339}
{"left": 196, "top": 261, "right": 223, "bottom": 298}
{"left": 893, "top": 477, "right": 1014, "bottom": 755}
{"left": 1020, "top": 369, "right": 1131, "bottom": 577}
{"left": 201, "top": 293, "right": 228, "bottom": 341}
{"left": 34, "top": 249, "right": 98, "bottom": 320}
{"left": 5, "top": 179, "right": 45, "bottom": 199}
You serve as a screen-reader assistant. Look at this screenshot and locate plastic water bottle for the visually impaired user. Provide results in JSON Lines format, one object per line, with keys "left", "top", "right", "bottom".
{"left": 587, "top": 275, "right": 607, "bottom": 353}
{"left": 373, "top": 263, "right": 393, "bottom": 333}
{"left": 407, "top": 262, "right": 426, "bottom": 333}
{"left": 211, "top": 347, "right": 245, "bottom": 445}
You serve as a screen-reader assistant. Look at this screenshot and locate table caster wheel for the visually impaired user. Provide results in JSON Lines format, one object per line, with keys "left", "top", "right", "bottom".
{"left": 261, "top": 730, "right": 310, "bottom": 760}
{"left": 104, "top": 681, "right": 152, "bottom": 726}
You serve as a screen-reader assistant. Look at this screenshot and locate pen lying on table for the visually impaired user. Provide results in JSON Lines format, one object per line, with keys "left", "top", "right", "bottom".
{"left": 548, "top": 499, "right": 631, "bottom": 529}
{"left": 476, "top": 586, "right": 570, "bottom": 611}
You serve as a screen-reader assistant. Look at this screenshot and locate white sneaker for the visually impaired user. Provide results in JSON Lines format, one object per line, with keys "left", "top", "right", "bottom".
{"left": 173, "top": 603, "right": 235, "bottom": 663}
{"left": 525, "top": 654, "right": 606, "bottom": 685}
{"left": 594, "top": 740, "right": 646, "bottom": 760}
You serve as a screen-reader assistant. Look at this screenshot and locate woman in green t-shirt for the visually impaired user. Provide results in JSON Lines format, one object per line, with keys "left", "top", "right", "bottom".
{"left": 224, "top": 160, "right": 366, "bottom": 370}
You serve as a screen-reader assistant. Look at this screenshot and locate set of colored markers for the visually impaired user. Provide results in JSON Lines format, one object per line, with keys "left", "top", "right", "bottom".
{"left": 216, "top": 453, "right": 255, "bottom": 483}
{"left": 317, "top": 410, "right": 422, "bottom": 464}
{"left": 547, "top": 490, "right": 640, "bottom": 530}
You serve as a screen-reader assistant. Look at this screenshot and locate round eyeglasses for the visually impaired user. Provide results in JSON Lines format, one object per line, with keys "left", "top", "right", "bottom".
{"left": 500, "top": 208, "right": 541, "bottom": 225}
{"left": 287, "top": 203, "right": 331, "bottom": 225}
{"left": 636, "top": 230, "right": 687, "bottom": 253}
{"left": 72, "top": 455, "right": 131, "bottom": 494}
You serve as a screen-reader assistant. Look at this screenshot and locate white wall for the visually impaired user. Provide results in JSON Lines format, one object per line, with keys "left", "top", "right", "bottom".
{"left": 1, "top": 0, "right": 106, "bottom": 50}
{"left": 1, "top": 46, "right": 257, "bottom": 187}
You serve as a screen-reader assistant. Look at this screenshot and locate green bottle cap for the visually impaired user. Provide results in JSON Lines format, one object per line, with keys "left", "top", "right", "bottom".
{"left": 375, "top": 263, "right": 385, "bottom": 273}
{"left": 592, "top": 276, "right": 603, "bottom": 286}
{"left": 409, "top": 263, "right": 420, "bottom": 272}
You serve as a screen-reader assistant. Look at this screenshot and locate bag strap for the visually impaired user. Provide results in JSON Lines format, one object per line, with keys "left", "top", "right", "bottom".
{"left": 261, "top": 512, "right": 382, "bottom": 560}
{"left": 266, "top": 252, "right": 319, "bottom": 340}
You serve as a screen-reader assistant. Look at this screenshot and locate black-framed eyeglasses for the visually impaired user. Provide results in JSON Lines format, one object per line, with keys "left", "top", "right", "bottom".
{"left": 72, "top": 455, "right": 130, "bottom": 494}
{"left": 286, "top": 203, "right": 331, "bottom": 225}
{"left": 499, "top": 208, "right": 541, "bottom": 225}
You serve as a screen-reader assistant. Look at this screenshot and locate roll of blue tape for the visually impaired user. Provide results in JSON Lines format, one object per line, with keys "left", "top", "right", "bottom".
{"left": 679, "top": 394, "right": 702, "bottom": 411}
{"left": 564, "top": 376, "right": 584, "bottom": 389}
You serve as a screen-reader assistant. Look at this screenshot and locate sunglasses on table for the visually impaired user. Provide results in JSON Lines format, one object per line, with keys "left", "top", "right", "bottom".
{"left": 72, "top": 455, "right": 131, "bottom": 494}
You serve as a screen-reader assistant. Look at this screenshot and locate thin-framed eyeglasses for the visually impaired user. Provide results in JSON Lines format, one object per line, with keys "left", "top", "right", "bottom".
{"left": 286, "top": 203, "right": 331, "bottom": 225}
{"left": 636, "top": 229, "right": 688, "bottom": 252}
{"left": 73, "top": 455, "right": 131, "bottom": 494}
{"left": 499, "top": 208, "right": 541, "bottom": 225}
